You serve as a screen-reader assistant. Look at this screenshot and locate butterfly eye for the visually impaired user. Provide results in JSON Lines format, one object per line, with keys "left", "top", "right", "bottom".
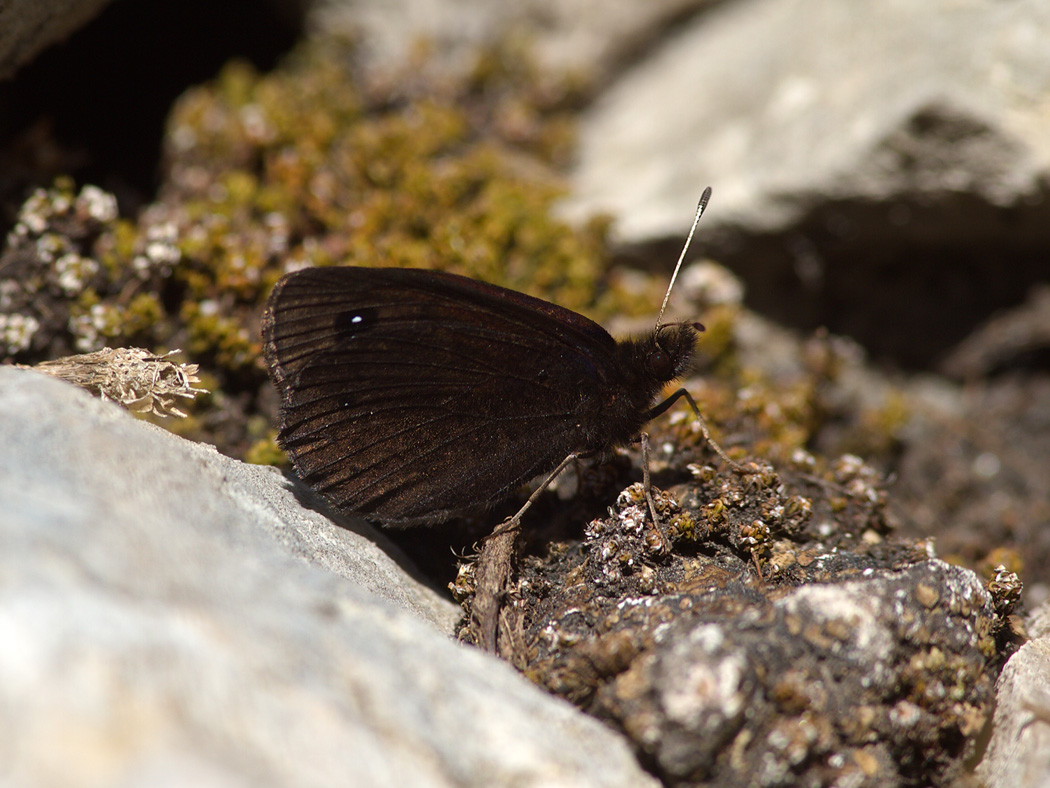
{"left": 648, "top": 347, "right": 674, "bottom": 381}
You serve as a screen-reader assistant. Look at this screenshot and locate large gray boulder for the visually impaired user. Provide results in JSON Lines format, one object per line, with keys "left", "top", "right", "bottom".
{"left": 0, "top": 367, "right": 658, "bottom": 788}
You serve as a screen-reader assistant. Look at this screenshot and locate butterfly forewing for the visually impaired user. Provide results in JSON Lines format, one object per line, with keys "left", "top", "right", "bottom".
{"left": 263, "top": 267, "right": 625, "bottom": 525}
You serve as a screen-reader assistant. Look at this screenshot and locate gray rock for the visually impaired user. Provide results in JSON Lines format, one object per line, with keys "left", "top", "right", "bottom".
{"left": 975, "top": 601, "right": 1050, "bottom": 788}
{"left": 563, "top": 0, "right": 1050, "bottom": 242}
{"left": 604, "top": 562, "right": 996, "bottom": 786}
{"left": 0, "top": 0, "right": 115, "bottom": 79}
{"left": 0, "top": 368, "right": 659, "bottom": 788}
{"left": 308, "top": 0, "right": 709, "bottom": 79}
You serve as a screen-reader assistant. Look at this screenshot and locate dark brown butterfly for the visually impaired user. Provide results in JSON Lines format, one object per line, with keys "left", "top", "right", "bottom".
{"left": 262, "top": 187, "right": 738, "bottom": 527}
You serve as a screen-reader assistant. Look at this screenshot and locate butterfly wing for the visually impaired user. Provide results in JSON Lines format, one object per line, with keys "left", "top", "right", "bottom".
{"left": 262, "top": 266, "right": 622, "bottom": 525}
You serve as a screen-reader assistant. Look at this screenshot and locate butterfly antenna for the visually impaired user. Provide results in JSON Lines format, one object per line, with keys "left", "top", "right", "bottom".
{"left": 655, "top": 186, "right": 712, "bottom": 330}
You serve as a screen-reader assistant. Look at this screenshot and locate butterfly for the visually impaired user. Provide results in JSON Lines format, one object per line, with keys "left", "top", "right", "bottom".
{"left": 262, "top": 187, "right": 741, "bottom": 528}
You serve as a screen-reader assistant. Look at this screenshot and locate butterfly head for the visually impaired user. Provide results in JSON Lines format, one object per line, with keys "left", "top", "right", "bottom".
{"left": 648, "top": 321, "right": 704, "bottom": 383}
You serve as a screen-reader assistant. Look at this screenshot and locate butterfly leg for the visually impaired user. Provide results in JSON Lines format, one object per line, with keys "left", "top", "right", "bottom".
{"left": 485, "top": 452, "right": 580, "bottom": 540}
{"left": 639, "top": 432, "right": 673, "bottom": 555}
{"left": 471, "top": 453, "right": 580, "bottom": 653}
{"left": 647, "top": 387, "right": 757, "bottom": 474}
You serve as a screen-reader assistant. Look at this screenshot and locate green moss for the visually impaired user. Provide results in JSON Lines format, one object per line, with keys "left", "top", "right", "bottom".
{"left": 96, "top": 219, "right": 141, "bottom": 275}
{"left": 123, "top": 293, "right": 165, "bottom": 336}
{"left": 159, "top": 39, "right": 607, "bottom": 315}
{"left": 181, "top": 301, "right": 257, "bottom": 371}
{"left": 245, "top": 431, "right": 288, "bottom": 467}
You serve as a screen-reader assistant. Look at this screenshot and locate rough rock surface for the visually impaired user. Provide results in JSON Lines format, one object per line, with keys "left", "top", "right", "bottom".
{"left": 594, "top": 561, "right": 995, "bottom": 786}
{"left": 484, "top": 461, "right": 1007, "bottom": 788}
{"left": 976, "top": 602, "right": 1050, "bottom": 788}
{"left": 0, "top": 368, "right": 659, "bottom": 788}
